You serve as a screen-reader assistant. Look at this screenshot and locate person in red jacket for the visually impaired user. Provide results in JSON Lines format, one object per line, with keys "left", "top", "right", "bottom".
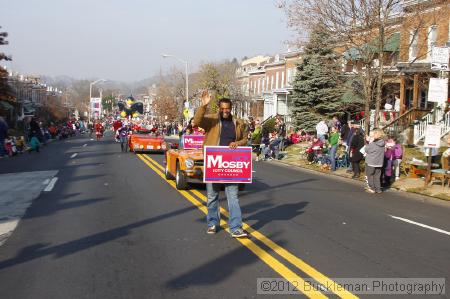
{"left": 113, "top": 120, "right": 122, "bottom": 142}
{"left": 95, "top": 122, "right": 104, "bottom": 141}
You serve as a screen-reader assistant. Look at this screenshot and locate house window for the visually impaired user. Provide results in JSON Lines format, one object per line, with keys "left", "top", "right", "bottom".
{"left": 409, "top": 29, "right": 418, "bottom": 61}
{"left": 428, "top": 25, "right": 438, "bottom": 59}
{"left": 281, "top": 72, "right": 285, "bottom": 88}
{"left": 262, "top": 78, "right": 265, "bottom": 92}
{"left": 271, "top": 75, "right": 274, "bottom": 90}
{"left": 257, "top": 78, "right": 260, "bottom": 94}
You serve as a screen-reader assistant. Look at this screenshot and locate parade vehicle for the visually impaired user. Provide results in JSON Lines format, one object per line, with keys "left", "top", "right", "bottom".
{"left": 164, "top": 148, "right": 204, "bottom": 190}
{"left": 128, "top": 130, "right": 167, "bottom": 153}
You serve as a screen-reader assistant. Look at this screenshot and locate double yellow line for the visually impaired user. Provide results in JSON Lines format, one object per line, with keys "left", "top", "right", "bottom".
{"left": 137, "top": 154, "right": 358, "bottom": 299}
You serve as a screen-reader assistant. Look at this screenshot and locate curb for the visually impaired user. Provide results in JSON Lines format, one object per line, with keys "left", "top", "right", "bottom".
{"left": 267, "top": 157, "right": 450, "bottom": 203}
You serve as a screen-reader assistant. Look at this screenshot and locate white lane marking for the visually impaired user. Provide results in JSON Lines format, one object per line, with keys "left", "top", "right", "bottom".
{"left": 44, "top": 177, "right": 58, "bottom": 192}
{"left": 0, "top": 219, "right": 20, "bottom": 246}
{"left": 83, "top": 144, "right": 87, "bottom": 147}
{"left": 390, "top": 215, "right": 450, "bottom": 236}
{"left": 90, "top": 138, "right": 94, "bottom": 141}
{"left": 70, "top": 153, "right": 78, "bottom": 158}
{"left": 43, "top": 179, "right": 50, "bottom": 185}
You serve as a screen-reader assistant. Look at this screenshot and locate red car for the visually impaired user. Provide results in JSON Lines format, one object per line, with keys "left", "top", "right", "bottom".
{"left": 129, "top": 132, "right": 167, "bottom": 153}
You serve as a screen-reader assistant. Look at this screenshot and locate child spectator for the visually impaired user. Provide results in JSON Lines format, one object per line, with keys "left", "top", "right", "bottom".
{"left": 15, "top": 136, "right": 25, "bottom": 153}
{"left": 29, "top": 135, "right": 41, "bottom": 153}
{"left": 392, "top": 138, "right": 403, "bottom": 181}
{"left": 383, "top": 138, "right": 396, "bottom": 186}
{"left": 305, "top": 136, "right": 324, "bottom": 163}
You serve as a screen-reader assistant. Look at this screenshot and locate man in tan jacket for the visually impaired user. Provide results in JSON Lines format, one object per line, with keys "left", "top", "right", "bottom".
{"left": 193, "top": 91, "right": 248, "bottom": 238}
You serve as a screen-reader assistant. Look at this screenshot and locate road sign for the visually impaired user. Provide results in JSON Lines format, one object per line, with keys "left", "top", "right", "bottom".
{"left": 431, "top": 46, "right": 449, "bottom": 71}
{"left": 424, "top": 124, "right": 441, "bottom": 148}
{"left": 427, "top": 78, "right": 448, "bottom": 103}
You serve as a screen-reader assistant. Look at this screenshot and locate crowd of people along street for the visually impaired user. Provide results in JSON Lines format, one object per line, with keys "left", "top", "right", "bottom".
{"left": 246, "top": 115, "right": 406, "bottom": 194}
{"left": 4, "top": 107, "right": 450, "bottom": 196}
{"left": 0, "top": 116, "right": 85, "bottom": 158}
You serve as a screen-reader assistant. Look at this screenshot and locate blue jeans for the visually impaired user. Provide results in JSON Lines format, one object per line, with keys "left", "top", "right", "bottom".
{"left": 206, "top": 183, "right": 242, "bottom": 231}
{"left": 318, "top": 134, "right": 326, "bottom": 143}
{"left": 329, "top": 145, "right": 337, "bottom": 171}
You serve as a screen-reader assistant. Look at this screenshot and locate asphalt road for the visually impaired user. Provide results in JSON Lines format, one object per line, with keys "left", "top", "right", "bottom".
{"left": 0, "top": 133, "right": 449, "bottom": 298}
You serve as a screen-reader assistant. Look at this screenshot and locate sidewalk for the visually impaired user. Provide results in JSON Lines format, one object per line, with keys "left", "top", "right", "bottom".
{"left": 267, "top": 143, "right": 450, "bottom": 201}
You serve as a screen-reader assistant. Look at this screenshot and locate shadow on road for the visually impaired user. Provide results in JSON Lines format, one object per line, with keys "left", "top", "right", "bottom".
{"left": 247, "top": 201, "right": 308, "bottom": 230}
{"left": 23, "top": 193, "right": 110, "bottom": 219}
{"left": 0, "top": 205, "right": 198, "bottom": 270}
{"left": 165, "top": 232, "right": 289, "bottom": 290}
{"left": 240, "top": 178, "right": 317, "bottom": 199}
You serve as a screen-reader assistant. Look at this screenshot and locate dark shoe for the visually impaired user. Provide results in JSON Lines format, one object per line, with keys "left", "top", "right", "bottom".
{"left": 230, "top": 228, "right": 248, "bottom": 238}
{"left": 206, "top": 225, "right": 217, "bottom": 234}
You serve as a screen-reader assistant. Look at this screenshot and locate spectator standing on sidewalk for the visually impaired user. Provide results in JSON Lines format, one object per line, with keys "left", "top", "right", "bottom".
{"left": 194, "top": 90, "right": 248, "bottom": 238}
{"left": 328, "top": 126, "right": 340, "bottom": 171}
{"left": 316, "top": 119, "right": 328, "bottom": 143}
{"left": 0, "top": 116, "right": 8, "bottom": 158}
{"left": 276, "top": 116, "right": 286, "bottom": 150}
{"left": 365, "top": 129, "right": 386, "bottom": 194}
{"left": 348, "top": 127, "right": 365, "bottom": 179}
{"left": 251, "top": 120, "right": 262, "bottom": 161}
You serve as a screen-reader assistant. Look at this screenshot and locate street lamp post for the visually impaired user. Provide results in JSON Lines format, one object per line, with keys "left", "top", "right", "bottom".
{"left": 162, "top": 54, "right": 189, "bottom": 108}
{"left": 89, "top": 79, "right": 106, "bottom": 122}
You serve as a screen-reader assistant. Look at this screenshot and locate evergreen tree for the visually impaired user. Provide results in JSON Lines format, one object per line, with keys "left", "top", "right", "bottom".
{"left": 291, "top": 24, "right": 344, "bottom": 132}
{"left": 0, "top": 27, "right": 13, "bottom": 102}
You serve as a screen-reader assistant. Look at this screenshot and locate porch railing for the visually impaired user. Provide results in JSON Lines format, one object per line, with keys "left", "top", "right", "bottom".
{"left": 413, "top": 108, "right": 450, "bottom": 144}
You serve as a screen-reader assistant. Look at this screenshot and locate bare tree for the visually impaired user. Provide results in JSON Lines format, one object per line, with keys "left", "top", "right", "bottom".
{"left": 152, "top": 72, "right": 182, "bottom": 122}
{"left": 282, "top": 0, "right": 445, "bottom": 132}
{"left": 193, "top": 60, "right": 249, "bottom": 116}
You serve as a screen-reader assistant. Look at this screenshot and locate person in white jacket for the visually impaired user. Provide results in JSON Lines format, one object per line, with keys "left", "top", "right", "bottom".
{"left": 316, "top": 120, "right": 328, "bottom": 143}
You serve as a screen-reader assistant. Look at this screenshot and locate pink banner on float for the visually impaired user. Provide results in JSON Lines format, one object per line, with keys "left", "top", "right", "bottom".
{"left": 183, "top": 135, "right": 205, "bottom": 150}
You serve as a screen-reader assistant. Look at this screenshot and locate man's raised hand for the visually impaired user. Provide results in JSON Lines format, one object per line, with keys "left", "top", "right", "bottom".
{"left": 201, "top": 90, "right": 211, "bottom": 106}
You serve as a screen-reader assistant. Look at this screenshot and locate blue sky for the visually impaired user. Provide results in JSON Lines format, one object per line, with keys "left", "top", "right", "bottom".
{"left": 1, "top": 0, "right": 294, "bottom": 81}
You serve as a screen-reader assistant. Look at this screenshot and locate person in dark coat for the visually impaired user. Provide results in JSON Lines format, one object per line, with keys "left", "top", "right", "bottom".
{"left": 349, "top": 127, "right": 365, "bottom": 179}
{"left": 0, "top": 116, "right": 8, "bottom": 157}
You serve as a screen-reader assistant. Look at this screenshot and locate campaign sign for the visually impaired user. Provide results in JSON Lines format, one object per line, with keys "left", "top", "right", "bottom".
{"left": 203, "top": 146, "right": 252, "bottom": 183}
{"left": 183, "top": 135, "right": 204, "bottom": 149}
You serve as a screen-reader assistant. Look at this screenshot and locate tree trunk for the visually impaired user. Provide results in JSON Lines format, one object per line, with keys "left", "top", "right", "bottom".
{"left": 374, "top": 7, "right": 385, "bottom": 129}
{"left": 364, "top": 68, "right": 372, "bottom": 135}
